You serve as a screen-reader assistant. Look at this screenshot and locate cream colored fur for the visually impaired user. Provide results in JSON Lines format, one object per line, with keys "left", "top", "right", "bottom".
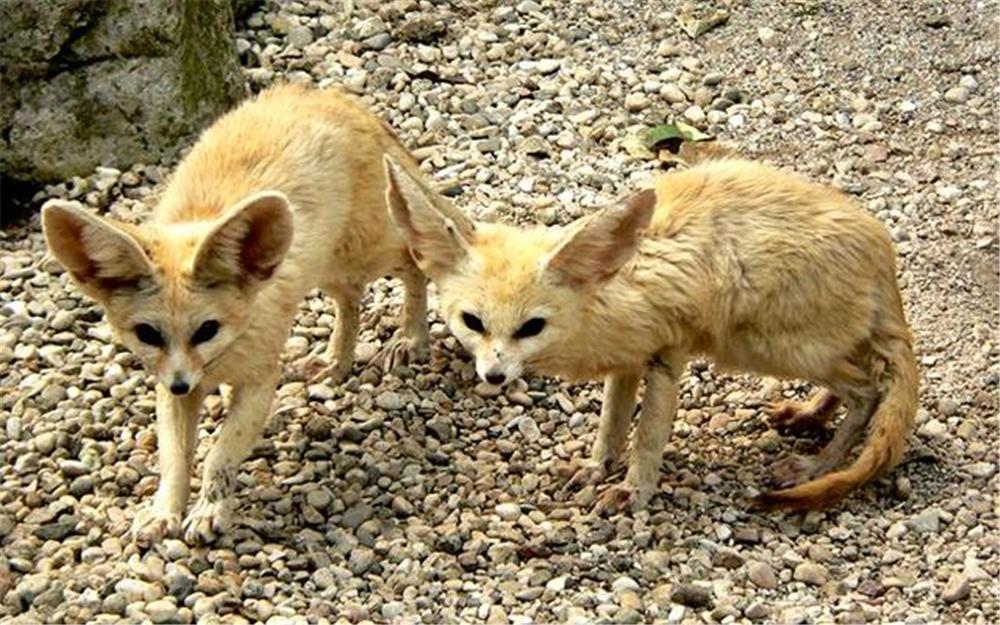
{"left": 42, "top": 84, "right": 432, "bottom": 544}
{"left": 386, "top": 156, "right": 919, "bottom": 513}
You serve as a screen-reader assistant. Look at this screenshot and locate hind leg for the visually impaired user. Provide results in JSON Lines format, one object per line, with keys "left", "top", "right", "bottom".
{"left": 379, "top": 264, "right": 430, "bottom": 371}
{"left": 767, "top": 389, "right": 841, "bottom": 433}
{"left": 772, "top": 386, "right": 877, "bottom": 487}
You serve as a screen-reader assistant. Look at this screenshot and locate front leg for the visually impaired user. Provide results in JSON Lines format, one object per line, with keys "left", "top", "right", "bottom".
{"left": 380, "top": 264, "right": 430, "bottom": 371}
{"left": 564, "top": 371, "right": 641, "bottom": 490}
{"left": 183, "top": 373, "right": 278, "bottom": 544}
{"left": 596, "top": 354, "right": 683, "bottom": 515}
{"left": 300, "top": 283, "right": 362, "bottom": 384}
{"left": 133, "top": 386, "right": 203, "bottom": 546}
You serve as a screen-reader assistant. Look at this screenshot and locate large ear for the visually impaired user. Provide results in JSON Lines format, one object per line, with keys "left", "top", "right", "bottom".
{"left": 384, "top": 155, "right": 475, "bottom": 278}
{"left": 192, "top": 191, "right": 293, "bottom": 287}
{"left": 543, "top": 188, "right": 657, "bottom": 288}
{"left": 41, "top": 200, "right": 155, "bottom": 299}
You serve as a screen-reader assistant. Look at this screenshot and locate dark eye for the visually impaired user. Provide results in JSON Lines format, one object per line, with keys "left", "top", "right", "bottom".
{"left": 134, "top": 323, "right": 165, "bottom": 347}
{"left": 462, "top": 312, "right": 485, "bottom": 334}
{"left": 513, "top": 317, "right": 546, "bottom": 339}
{"left": 191, "top": 320, "right": 220, "bottom": 345}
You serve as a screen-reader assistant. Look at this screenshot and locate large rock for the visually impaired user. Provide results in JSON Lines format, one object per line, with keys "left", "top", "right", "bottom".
{"left": 0, "top": 0, "right": 246, "bottom": 187}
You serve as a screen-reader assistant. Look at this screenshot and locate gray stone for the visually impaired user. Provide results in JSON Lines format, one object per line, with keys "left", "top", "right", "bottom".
{"left": 941, "top": 573, "right": 970, "bottom": 603}
{"left": 793, "top": 562, "right": 828, "bottom": 586}
{"left": 0, "top": 0, "right": 244, "bottom": 185}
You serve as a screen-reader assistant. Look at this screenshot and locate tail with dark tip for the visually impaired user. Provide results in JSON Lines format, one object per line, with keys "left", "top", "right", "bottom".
{"left": 753, "top": 324, "right": 919, "bottom": 511}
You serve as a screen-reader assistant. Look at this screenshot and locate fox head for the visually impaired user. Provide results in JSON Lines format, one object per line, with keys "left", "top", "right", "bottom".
{"left": 384, "top": 156, "right": 655, "bottom": 385}
{"left": 41, "top": 192, "right": 293, "bottom": 396}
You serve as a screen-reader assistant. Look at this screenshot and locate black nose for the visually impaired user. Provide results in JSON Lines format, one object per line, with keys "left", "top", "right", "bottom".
{"left": 170, "top": 381, "right": 190, "bottom": 395}
{"left": 485, "top": 372, "right": 506, "bottom": 385}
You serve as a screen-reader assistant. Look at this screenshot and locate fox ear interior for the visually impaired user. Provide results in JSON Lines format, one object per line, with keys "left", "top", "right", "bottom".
{"left": 193, "top": 191, "right": 293, "bottom": 287}
{"left": 543, "top": 188, "right": 656, "bottom": 288}
{"left": 383, "top": 155, "right": 475, "bottom": 279}
{"left": 41, "top": 200, "right": 154, "bottom": 299}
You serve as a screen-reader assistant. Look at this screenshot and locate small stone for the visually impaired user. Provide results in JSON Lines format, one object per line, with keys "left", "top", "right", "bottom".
{"left": 611, "top": 576, "right": 639, "bottom": 595}
{"left": 745, "top": 601, "right": 769, "bottom": 620}
{"left": 115, "top": 578, "right": 163, "bottom": 603}
{"left": 496, "top": 502, "right": 520, "bottom": 521}
{"left": 426, "top": 415, "right": 455, "bottom": 442}
{"left": 287, "top": 25, "right": 314, "bottom": 47}
{"left": 793, "top": 562, "right": 828, "bottom": 586}
{"left": 516, "top": 416, "right": 541, "bottom": 442}
{"left": 747, "top": 560, "right": 778, "bottom": 589}
{"left": 625, "top": 92, "right": 649, "bottom": 112}
{"left": 536, "top": 59, "right": 560, "bottom": 74}
{"left": 943, "top": 87, "right": 969, "bottom": 104}
{"left": 758, "top": 26, "right": 777, "bottom": 46}
{"left": 342, "top": 502, "right": 373, "bottom": 529}
{"left": 160, "top": 539, "right": 189, "bottom": 561}
{"left": 382, "top": 601, "right": 406, "bottom": 619}
{"left": 391, "top": 496, "right": 414, "bottom": 516}
{"left": 147, "top": 599, "right": 180, "bottom": 624}
{"left": 661, "top": 84, "right": 687, "bottom": 104}
{"left": 909, "top": 508, "right": 942, "bottom": 533}
{"left": 670, "top": 583, "right": 713, "bottom": 608}
{"left": 375, "top": 391, "right": 405, "bottom": 411}
{"left": 51, "top": 310, "right": 75, "bottom": 331}
{"left": 683, "top": 105, "right": 705, "bottom": 124}
{"left": 941, "top": 573, "right": 970, "bottom": 603}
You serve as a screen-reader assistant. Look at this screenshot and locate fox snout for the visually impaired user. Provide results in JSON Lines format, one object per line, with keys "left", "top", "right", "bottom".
{"left": 159, "top": 349, "right": 203, "bottom": 396}
{"left": 475, "top": 347, "right": 522, "bottom": 387}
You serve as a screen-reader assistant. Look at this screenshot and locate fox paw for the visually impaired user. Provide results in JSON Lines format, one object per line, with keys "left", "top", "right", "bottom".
{"left": 132, "top": 507, "right": 181, "bottom": 547}
{"left": 771, "top": 454, "right": 820, "bottom": 488}
{"left": 765, "top": 400, "right": 828, "bottom": 433}
{"left": 593, "top": 482, "right": 652, "bottom": 516}
{"left": 182, "top": 499, "right": 233, "bottom": 545}
{"left": 379, "top": 333, "right": 430, "bottom": 372}
{"left": 559, "top": 458, "right": 614, "bottom": 493}
{"left": 296, "top": 354, "right": 351, "bottom": 385}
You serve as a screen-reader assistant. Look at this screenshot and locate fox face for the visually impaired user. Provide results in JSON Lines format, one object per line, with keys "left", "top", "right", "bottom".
{"left": 384, "top": 156, "right": 655, "bottom": 385}
{"left": 42, "top": 192, "right": 293, "bottom": 395}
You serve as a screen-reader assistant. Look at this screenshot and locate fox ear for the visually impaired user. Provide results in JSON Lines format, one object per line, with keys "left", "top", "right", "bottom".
{"left": 543, "top": 188, "right": 656, "bottom": 288}
{"left": 193, "top": 191, "right": 293, "bottom": 287}
{"left": 384, "top": 155, "right": 475, "bottom": 279}
{"left": 41, "top": 200, "right": 154, "bottom": 300}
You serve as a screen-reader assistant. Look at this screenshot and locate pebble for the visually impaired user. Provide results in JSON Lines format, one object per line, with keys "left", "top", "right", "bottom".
{"left": 909, "top": 508, "right": 942, "bottom": 533}
{"left": 496, "top": 502, "right": 521, "bottom": 521}
{"left": 146, "top": 599, "right": 180, "bottom": 624}
{"left": 758, "top": 26, "right": 777, "bottom": 46}
{"left": 941, "top": 573, "right": 971, "bottom": 603}
{"left": 115, "top": 578, "right": 163, "bottom": 603}
{"left": 670, "top": 583, "right": 713, "bottom": 608}
{"left": 793, "top": 562, "right": 828, "bottom": 586}
{"left": 625, "top": 93, "right": 650, "bottom": 112}
{"left": 747, "top": 560, "right": 778, "bottom": 589}
{"left": 943, "top": 87, "right": 969, "bottom": 104}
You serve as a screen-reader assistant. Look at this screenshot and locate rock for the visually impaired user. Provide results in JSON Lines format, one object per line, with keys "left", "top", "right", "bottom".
{"left": 375, "top": 391, "right": 405, "bottom": 411}
{"left": 683, "top": 105, "right": 706, "bottom": 124}
{"left": 793, "top": 562, "right": 828, "bottom": 586}
{"left": 758, "top": 26, "right": 777, "bottom": 46}
{"left": 943, "top": 87, "right": 969, "bottom": 104}
{"left": 625, "top": 92, "right": 649, "bottom": 112}
{"left": 496, "top": 502, "right": 520, "bottom": 521}
{"left": 745, "top": 601, "right": 769, "bottom": 620}
{"left": 146, "top": 599, "right": 180, "bottom": 624}
{"left": 611, "top": 576, "right": 639, "bottom": 595}
{"left": 1, "top": 0, "right": 244, "bottom": 186}
{"left": 115, "top": 578, "right": 163, "bottom": 603}
{"left": 909, "top": 508, "right": 942, "bottom": 533}
{"left": 426, "top": 415, "right": 455, "bottom": 442}
{"left": 747, "top": 560, "right": 778, "bottom": 589}
{"left": 395, "top": 13, "right": 447, "bottom": 44}
{"left": 382, "top": 601, "right": 406, "bottom": 619}
{"left": 342, "top": 502, "right": 374, "bottom": 529}
{"left": 670, "top": 583, "right": 713, "bottom": 608}
{"left": 941, "top": 573, "right": 970, "bottom": 603}
{"left": 287, "top": 26, "right": 314, "bottom": 48}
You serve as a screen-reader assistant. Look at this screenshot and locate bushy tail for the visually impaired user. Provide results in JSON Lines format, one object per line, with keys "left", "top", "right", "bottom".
{"left": 754, "top": 329, "right": 919, "bottom": 511}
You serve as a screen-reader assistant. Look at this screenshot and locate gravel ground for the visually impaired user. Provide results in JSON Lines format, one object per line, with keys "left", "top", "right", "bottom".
{"left": 1, "top": 1, "right": 998, "bottom": 623}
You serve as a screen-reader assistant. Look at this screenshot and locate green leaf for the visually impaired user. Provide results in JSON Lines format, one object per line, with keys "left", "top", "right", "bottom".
{"left": 643, "top": 121, "right": 712, "bottom": 150}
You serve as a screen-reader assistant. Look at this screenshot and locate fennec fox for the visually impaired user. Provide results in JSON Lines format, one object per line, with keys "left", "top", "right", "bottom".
{"left": 384, "top": 155, "right": 918, "bottom": 513}
{"left": 41, "top": 85, "right": 431, "bottom": 544}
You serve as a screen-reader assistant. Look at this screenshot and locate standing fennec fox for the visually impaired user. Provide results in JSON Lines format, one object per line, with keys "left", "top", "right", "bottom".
{"left": 384, "top": 156, "right": 919, "bottom": 513}
{"left": 42, "top": 84, "right": 432, "bottom": 545}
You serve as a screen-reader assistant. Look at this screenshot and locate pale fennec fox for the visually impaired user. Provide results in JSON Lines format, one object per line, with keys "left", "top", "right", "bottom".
{"left": 384, "top": 155, "right": 919, "bottom": 512}
{"left": 41, "top": 84, "right": 432, "bottom": 544}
